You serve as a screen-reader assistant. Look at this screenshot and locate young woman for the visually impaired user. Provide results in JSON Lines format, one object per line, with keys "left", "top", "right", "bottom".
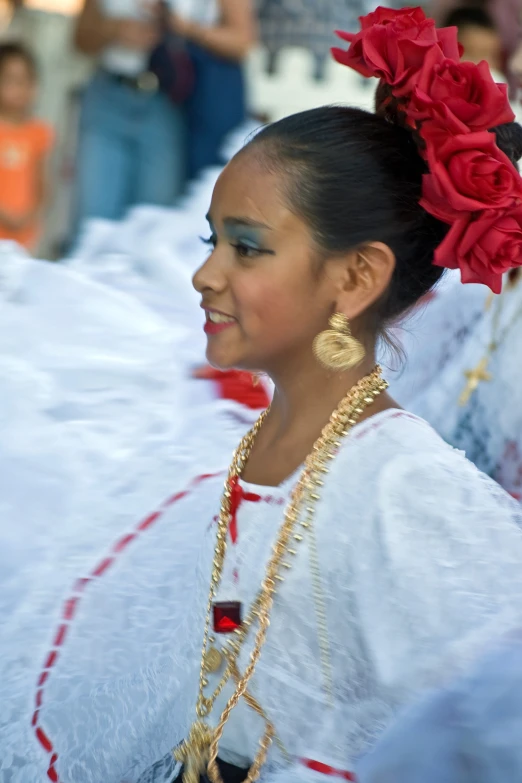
{"left": 6, "top": 7, "right": 522, "bottom": 783}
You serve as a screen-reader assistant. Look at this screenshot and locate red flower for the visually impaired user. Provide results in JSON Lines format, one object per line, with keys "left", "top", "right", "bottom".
{"left": 193, "top": 367, "right": 270, "bottom": 410}
{"left": 436, "top": 26, "right": 464, "bottom": 61}
{"left": 420, "top": 131, "right": 522, "bottom": 221}
{"left": 434, "top": 207, "right": 522, "bottom": 293}
{"left": 331, "top": 5, "right": 522, "bottom": 290}
{"left": 408, "top": 49, "right": 515, "bottom": 131}
{"left": 358, "top": 6, "right": 428, "bottom": 30}
{"left": 332, "top": 7, "right": 460, "bottom": 96}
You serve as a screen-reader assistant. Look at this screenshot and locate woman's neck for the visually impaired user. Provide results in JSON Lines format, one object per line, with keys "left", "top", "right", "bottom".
{"left": 241, "top": 355, "right": 397, "bottom": 487}
{"left": 271, "top": 355, "right": 378, "bottom": 432}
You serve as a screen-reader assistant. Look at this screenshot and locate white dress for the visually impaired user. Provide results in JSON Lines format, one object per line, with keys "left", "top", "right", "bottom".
{"left": 385, "top": 83, "right": 522, "bottom": 497}
{"left": 0, "top": 238, "right": 269, "bottom": 782}
{"left": 4, "top": 408, "right": 522, "bottom": 783}
{"left": 388, "top": 273, "right": 522, "bottom": 500}
{"left": 357, "top": 632, "right": 522, "bottom": 783}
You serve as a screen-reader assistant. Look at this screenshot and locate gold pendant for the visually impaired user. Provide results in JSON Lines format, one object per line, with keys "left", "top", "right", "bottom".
{"left": 459, "top": 356, "right": 492, "bottom": 406}
{"left": 175, "top": 720, "right": 215, "bottom": 783}
{"left": 203, "top": 646, "right": 224, "bottom": 674}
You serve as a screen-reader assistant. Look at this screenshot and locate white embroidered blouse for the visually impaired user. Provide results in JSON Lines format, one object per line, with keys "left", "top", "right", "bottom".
{"left": 5, "top": 410, "right": 522, "bottom": 783}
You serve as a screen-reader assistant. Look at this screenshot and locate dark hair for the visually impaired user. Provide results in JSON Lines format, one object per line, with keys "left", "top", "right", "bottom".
{"left": 0, "top": 41, "right": 38, "bottom": 79}
{"left": 245, "top": 105, "right": 522, "bottom": 332}
{"left": 442, "top": 5, "right": 496, "bottom": 32}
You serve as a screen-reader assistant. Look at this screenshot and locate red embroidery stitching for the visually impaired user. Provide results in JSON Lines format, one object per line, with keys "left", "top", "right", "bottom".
{"left": 301, "top": 758, "right": 356, "bottom": 780}
{"left": 31, "top": 471, "right": 224, "bottom": 782}
{"left": 228, "top": 477, "right": 262, "bottom": 544}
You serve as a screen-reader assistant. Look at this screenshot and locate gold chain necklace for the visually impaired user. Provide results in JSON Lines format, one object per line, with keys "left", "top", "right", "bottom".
{"left": 175, "top": 367, "right": 388, "bottom": 783}
{"left": 459, "top": 281, "right": 522, "bottom": 406}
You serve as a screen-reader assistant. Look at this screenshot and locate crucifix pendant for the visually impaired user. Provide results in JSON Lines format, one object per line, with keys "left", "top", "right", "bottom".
{"left": 459, "top": 356, "right": 492, "bottom": 406}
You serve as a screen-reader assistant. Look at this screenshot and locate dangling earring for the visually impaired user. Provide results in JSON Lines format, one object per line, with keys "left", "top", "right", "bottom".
{"left": 313, "top": 313, "right": 366, "bottom": 371}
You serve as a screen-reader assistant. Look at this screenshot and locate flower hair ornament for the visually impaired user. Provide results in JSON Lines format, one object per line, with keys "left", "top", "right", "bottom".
{"left": 332, "top": 6, "right": 522, "bottom": 293}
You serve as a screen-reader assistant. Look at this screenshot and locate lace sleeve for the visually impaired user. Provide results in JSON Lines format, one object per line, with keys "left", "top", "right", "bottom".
{"left": 356, "top": 633, "right": 522, "bottom": 783}
{"left": 358, "top": 447, "right": 522, "bottom": 691}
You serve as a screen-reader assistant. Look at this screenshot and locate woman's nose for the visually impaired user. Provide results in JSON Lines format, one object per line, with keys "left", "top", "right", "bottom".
{"left": 192, "top": 252, "right": 227, "bottom": 294}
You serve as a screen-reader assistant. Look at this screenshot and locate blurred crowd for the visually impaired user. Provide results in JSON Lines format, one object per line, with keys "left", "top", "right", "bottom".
{"left": 0, "top": 0, "right": 520, "bottom": 258}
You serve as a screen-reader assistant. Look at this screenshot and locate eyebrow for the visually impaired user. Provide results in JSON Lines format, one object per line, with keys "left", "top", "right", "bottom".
{"left": 205, "top": 214, "right": 272, "bottom": 230}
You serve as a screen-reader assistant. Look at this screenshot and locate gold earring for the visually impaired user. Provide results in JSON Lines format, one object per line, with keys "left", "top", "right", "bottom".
{"left": 313, "top": 313, "right": 366, "bottom": 371}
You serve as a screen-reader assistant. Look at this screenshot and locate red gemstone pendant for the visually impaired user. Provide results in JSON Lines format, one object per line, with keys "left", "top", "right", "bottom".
{"left": 213, "top": 601, "right": 242, "bottom": 634}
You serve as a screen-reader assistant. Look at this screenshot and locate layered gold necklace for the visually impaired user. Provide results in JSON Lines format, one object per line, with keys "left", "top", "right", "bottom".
{"left": 175, "top": 367, "right": 388, "bottom": 783}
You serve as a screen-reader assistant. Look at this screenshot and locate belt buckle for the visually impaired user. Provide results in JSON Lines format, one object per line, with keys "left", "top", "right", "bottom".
{"left": 137, "top": 71, "right": 159, "bottom": 92}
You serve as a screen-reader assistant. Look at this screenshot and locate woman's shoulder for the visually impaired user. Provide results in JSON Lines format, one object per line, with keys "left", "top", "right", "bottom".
{"left": 333, "top": 408, "right": 520, "bottom": 522}
{"left": 348, "top": 407, "right": 454, "bottom": 464}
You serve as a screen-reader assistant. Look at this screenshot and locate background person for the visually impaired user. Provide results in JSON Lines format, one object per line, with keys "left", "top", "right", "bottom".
{"left": 0, "top": 42, "right": 54, "bottom": 252}
{"left": 168, "top": 0, "right": 256, "bottom": 179}
{"left": 430, "top": 0, "right": 522, "bottom": 96}
{"left": 72, "top": 0, "right": 185, "bottom": 229}
{"left": 442, "top": 5, "right": 503, "bottom": 72}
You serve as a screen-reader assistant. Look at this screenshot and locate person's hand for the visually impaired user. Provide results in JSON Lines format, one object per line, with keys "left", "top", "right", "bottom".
{"left": 111, "top": 16, "right": 161, "bottom": 50}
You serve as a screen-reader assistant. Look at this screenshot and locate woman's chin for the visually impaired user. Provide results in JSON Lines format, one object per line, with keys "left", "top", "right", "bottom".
{"left": 205, "top": 344, "right": 261, "bottom": 374}
{"left": 206, "top": 350, "right": 240, "bottom": 372}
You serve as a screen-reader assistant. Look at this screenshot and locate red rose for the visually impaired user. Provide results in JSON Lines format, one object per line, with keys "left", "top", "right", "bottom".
{"left": 436, "top": 26, "right": 464, "bottom": 61}
{"left": 434, "top": 207, "right": 522, "bottom": 293}
{"left": 332, "top": 8, "right": 457, "bottom": 95}
{"left": 358, "top": 6, "right": 428, "bottom": 30}
{"left": 408, "top": 49, "right": 515, "bottom": 131}
{"left": 406, "top": 91, "right": 469, "bottom": 153}
{"left": 420, "top": 131, "right": 522, "bottom": 221}
{"left": 332, "top": 9, "right": 437, "bottom": 88}
{"left": 335, "top": 6, "right": 428, "bottom": 41}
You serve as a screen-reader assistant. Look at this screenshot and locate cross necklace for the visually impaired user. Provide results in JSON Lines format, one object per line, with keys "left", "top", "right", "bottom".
{"left": 459, "top": 280, "right": 522, "bottom": 406}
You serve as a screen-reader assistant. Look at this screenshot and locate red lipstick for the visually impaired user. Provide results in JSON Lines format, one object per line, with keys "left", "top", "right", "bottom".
{"left": 204, "top": 320, "right": 235, "bottom": 335}
{"left": 203, "top": 309, "right": 237, "bottom": 335}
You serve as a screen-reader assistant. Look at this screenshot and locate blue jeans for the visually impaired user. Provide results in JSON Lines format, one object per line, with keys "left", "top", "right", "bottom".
{"left": 74, "top": 71, "right": 186, "bottom": 229}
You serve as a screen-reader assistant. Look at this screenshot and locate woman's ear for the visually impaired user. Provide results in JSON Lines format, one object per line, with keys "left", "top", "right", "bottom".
{"left": 335, "top": 242, "right": 396, "bottom": 319}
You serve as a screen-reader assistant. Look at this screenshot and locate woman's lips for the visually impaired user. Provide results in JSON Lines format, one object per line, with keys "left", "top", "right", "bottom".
{"left": 204, "top": 320, "right": 236, "bottom": 335}
{"left": 203, "top": 310, "right": 237, "bottom": 335}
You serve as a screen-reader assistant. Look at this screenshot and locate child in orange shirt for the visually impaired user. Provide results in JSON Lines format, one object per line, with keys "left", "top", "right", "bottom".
{"left": 0, "top": 43, "right": 54, "bottom": 252}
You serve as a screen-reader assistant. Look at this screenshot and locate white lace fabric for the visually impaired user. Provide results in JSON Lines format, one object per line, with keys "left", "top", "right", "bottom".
{"left": 4, "top": 410, "right": 522, "bottom": 783}
{"left": 388, "top": 274, "right": 522, "bottom": 499}
{"left": 0, "top": 251, "right": 264, "bottom": 783}
{"left": 357, "top": 633, "right": 522, "bottom": 783}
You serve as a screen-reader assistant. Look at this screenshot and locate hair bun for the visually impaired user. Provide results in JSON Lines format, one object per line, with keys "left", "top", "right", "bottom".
{"left": 374, "top": 80, "right": 404, "bottom": 126}
{"left": 374, "top": 79, "right": 425, "bottom": 150}
{"left": 494, "top": 122, "right": 522, "bottom": 167}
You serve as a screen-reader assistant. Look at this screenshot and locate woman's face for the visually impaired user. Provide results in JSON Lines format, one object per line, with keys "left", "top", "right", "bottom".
{"left": 192, "top": 149, "right": 339, "bottom": 374}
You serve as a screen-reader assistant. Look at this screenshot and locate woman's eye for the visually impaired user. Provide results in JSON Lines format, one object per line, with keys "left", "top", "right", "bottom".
{"left": 231, "top": 242, "right": 261, "bottom": 260}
